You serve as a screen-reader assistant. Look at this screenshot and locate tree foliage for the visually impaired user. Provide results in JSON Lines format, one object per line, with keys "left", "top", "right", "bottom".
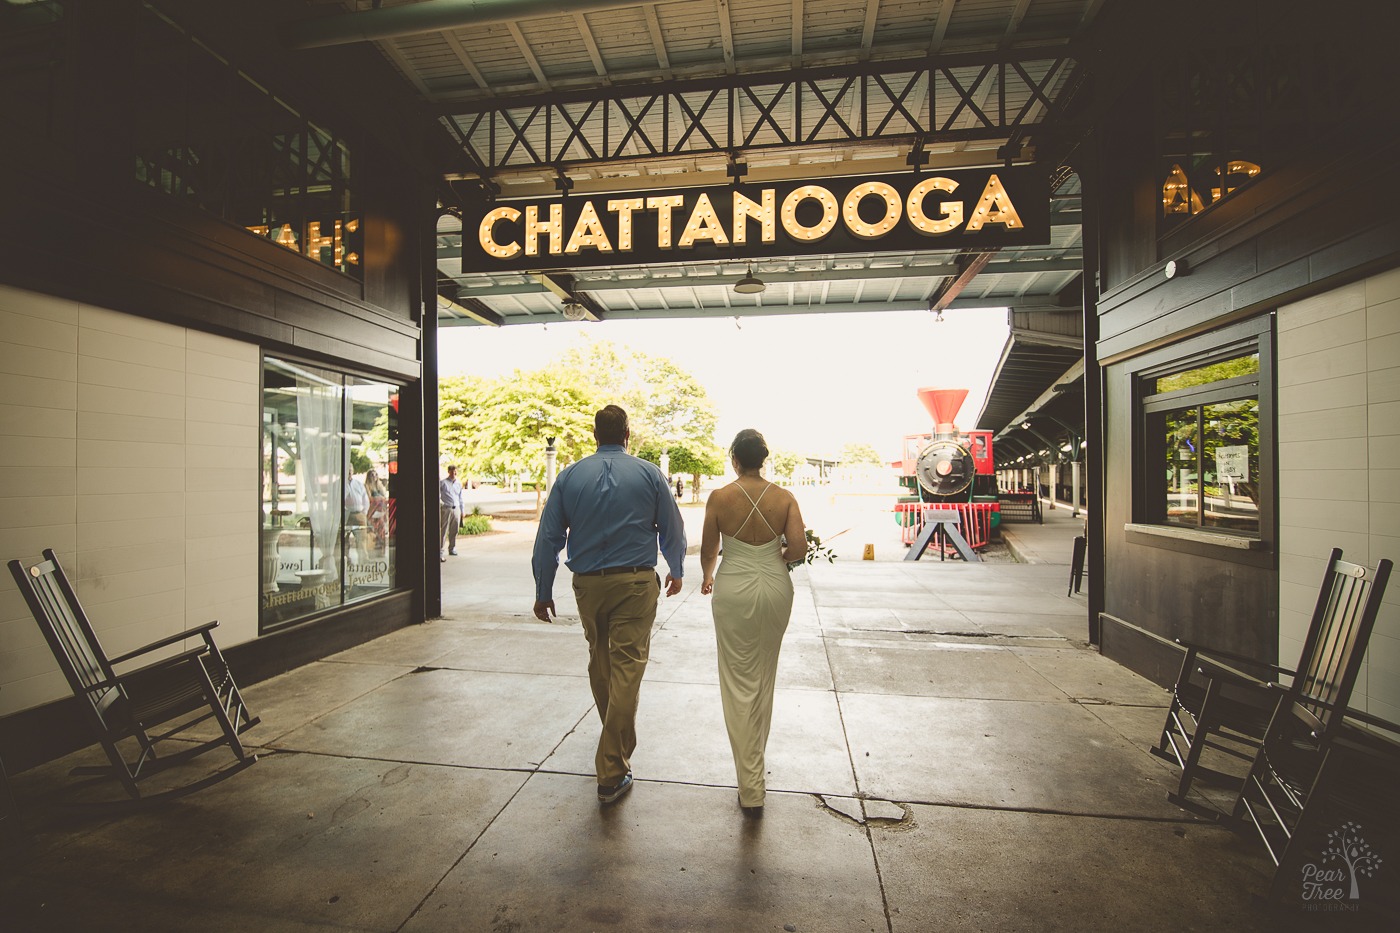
{"left": 440, "top": 371, "right": 597, "bottom": 483}
{"left": 666, "top": 444, "right": 724, "bottom": 478}
{"left": 558, "top": 339, "right": 720, "bottom": 459}
{"left": 769, "top": 448, "right": 802, "bottom": 481}
{"left": 839, "top": 442, "right": 884, "bottom": 467}
{"left": 439, "top": 338, "right": 722, "bottom": 486}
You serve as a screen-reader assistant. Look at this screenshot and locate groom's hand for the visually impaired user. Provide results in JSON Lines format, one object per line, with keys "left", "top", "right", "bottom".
{"left": 533, "top": 599, "right": 555, "bottom": 621}
{"left": 664, "top": 574, "right": 682, "bottom": 597}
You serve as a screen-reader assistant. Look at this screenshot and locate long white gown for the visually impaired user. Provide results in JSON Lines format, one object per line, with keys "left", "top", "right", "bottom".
{"left": 712, "top": 483, "right": 794, "bottom": 808}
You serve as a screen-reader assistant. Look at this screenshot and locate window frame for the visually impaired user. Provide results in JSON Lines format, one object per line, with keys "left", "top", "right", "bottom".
{"left": 1128, "top": 317, "right": 1275, "bottom": 556}
{"left": 259, "top": 353, "right": 401, "bottom": 635}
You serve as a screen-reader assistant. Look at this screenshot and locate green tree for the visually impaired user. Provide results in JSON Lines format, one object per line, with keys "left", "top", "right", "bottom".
{"left": 839, "top": 442, "right": 884, "bottom": 467}
{"left": 666, "top": 444, "right": 724, "bottom": 499}
{"left": 770, "top": 448, "right": 802, "bottom": 482}
{"left": 558, "top": 338, "right": 720, "bottom": 458}
{"left": 439, "top": 375, "right": 494, "bottom": 474}
{"left": 439, "top": 370, "right": 598, "bottom": 509}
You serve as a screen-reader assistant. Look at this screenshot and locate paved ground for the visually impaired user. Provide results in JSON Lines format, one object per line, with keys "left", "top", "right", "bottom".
{"left": 2, "top": 495, "right": 1354, "bottom": 932}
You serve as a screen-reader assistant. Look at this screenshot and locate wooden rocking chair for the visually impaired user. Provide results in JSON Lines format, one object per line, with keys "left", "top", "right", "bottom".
{"left": 1151, "top": 548, "right": 1391, "bottom": 813}
{"left": 8, "top": 549, "right": 260, "bottom": 800}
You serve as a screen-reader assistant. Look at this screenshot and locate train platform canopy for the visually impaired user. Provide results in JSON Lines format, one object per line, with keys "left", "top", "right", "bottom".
{"left": 281, "top": 0, "right": 1101, "bottom": 455}
{"left": 276, "top": 0, "right": 1096, "bottom": 330}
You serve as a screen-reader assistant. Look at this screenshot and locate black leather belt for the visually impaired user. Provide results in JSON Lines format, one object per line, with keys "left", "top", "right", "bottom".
{"left": 576, "top": 565, "right": 653, "bottom": 577}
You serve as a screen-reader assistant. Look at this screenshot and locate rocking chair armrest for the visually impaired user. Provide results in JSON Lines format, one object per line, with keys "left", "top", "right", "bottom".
{"left": 1333, "top": 720, "right": 1400, "bottom": 771}
{"left": 1191, "top": 655, "right": 1274, "bottom": 691}
{"left": 1342, "top": 707, "right": 1400, "bottom": 736}
{"left": 1174, "top": 638, "right": 1293, "bottom": 676}
{"left": 113, "top": 645, "right": 211, "bottom": 679}
{"left": 109, "top": 621, "right": 220, "bottom": 664}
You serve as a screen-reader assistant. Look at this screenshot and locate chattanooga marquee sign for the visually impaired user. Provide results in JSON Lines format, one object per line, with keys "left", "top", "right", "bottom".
{"left": 463, "top": 166, "right": 1049, "bottom": 273}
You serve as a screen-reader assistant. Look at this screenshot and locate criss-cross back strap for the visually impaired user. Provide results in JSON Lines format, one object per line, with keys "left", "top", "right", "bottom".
{"left": 733, "top": 482, "right": 778, "bottom": 538}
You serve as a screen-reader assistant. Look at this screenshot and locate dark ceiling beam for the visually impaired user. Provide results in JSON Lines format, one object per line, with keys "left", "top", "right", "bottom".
{"left": 438, "top": 296, "right": 1062, "bottom": 327}
{"left": 436, "top": 257, "right": 1085, "bottom": 291}
{"left": 438, "top": 295, "right": 505, "bottom": 327}
{"left": 285, "top": 0, "right": 646, "bottom": 50}
{"left": 929, "top": 251, "right": 995, "bottom": 312}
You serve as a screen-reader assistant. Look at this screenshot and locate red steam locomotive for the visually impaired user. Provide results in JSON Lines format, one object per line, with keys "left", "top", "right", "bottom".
{"left": 896, "top": 388, "right": 999, "bottom": 549}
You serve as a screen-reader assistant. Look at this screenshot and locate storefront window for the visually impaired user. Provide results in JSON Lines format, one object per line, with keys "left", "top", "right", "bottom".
{"left": 261, "top": 357, "right": 398, "bottom": 631}
{"left": 1142, "top": 349, "right": 1264, "bottom": 537}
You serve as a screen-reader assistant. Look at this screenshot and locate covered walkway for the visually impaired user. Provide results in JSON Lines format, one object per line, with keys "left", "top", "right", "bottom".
{"left": 1, "top": 505, "right": 1286, "bottom": 931}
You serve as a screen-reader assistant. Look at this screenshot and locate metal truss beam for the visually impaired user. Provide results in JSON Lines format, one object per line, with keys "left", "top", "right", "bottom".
{"left": 441, "top": 46, "right": 1080, "bottom": 178}
{"left": 437, "top": 296, "right": 1064, "bottom": 328}
{"left": 438, "top": 256, "right": 1084, "bottom": 293}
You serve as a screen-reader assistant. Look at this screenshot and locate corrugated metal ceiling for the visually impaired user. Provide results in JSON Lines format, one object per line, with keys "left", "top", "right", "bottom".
{"left": 298, "top": 0, "right": 1096, "bottom": 404}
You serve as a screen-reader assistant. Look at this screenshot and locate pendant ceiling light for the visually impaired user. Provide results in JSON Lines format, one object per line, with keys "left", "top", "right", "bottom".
{"left": 733, "top": 265, "right": 766, "bottom": 294}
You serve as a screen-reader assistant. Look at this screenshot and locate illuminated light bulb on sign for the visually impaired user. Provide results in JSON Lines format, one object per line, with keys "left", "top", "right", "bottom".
{"left": 732, "top": 189, "right": 776, "bottom": 244}
{"left": 564, "top": 200, "right": 614, "bottom": 254}
{"left": 647, "top": 195, "right": 684, "bottom": 248}
{"left": 780, "top": 185, "right": 838, "bottom": 241}
{"left": 524, "top": 204, "right": 562, "bottom": 256}
{"left": 964, "top": 173, "right": 1023, "bottom": 232}
{"left": 607, "top": 198, "right": 644, "bottom": 251}
{"left": 842, "top": 181, "right": 902, "bottom": 240}
{"left": 479, "top": 205, "right": 523, "bottom": 258}
{"left": 678, "top": 192, "right": 730, "bottom": 247}
{"left": 907, "top": 177, "right": 963, "bottom": 235}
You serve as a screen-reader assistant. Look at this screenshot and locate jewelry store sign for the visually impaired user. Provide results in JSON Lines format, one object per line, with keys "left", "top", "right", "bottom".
{"left": 463, "top": 166, "right": 1049, "bottom": 273}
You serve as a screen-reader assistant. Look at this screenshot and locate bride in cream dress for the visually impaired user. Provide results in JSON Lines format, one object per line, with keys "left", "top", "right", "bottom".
{"left": 700, "top": 429, "right": 808, "bottom": 816}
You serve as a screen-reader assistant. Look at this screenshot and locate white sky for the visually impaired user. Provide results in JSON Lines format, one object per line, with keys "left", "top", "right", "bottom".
{"left": 438, "top": 306, "right": 1010, "bottom": 461}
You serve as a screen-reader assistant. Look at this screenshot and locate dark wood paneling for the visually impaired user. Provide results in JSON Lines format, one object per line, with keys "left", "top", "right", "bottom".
{"left": 1100, "top": 326, "right": 1277, "bottom": 669}
{"left": 1099, "top": 613, "right": 1182, "bottom": 688}
{"left": 1097, "top": 140, "right": 1400, "bottom": 363}
{"left": 0, "top": 594, "right": 416, "bottom": 774}
{"left": 230, "top": 592, "right": 416, "bottom": 685}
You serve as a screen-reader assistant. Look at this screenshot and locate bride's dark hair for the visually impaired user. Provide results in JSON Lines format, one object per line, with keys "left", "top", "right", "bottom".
{"left": 730, "top": 429, "right": 769, "bottom": 470}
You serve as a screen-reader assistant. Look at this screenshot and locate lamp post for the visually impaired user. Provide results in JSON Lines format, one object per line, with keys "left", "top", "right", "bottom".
{"left": 545, "top": 436, "right": 557, "bottom": 491}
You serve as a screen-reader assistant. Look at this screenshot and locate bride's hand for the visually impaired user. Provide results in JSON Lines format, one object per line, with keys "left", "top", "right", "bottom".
{"left": 700, "top": 575, "right": 714, "bottom": 595}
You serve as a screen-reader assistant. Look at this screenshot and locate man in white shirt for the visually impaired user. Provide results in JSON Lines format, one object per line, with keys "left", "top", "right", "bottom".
{"left": 344, "top": 472, "right": 370, "bottom": 560}
{"left": 439, "top": 465, "right": 465, "bottom": 561}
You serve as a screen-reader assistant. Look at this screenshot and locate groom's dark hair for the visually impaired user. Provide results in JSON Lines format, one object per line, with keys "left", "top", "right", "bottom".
{"left": 594, "top": 405, "right": 629, "bottom": 445}
{"left": 731, "top": 429, "right": 769, "bottom": 469}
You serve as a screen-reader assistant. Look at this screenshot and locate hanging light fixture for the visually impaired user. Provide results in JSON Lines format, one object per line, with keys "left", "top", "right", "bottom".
{"left": 561, "top": 299, "right": 588, "bottom": 321}
{"left": 733, "top": 265, "right": 766, "bottom": 294}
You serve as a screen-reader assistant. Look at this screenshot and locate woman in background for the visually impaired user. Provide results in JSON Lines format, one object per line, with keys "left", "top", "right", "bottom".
{"left": 365, "top": 469, "right": 389, "bottom": 553}
{"left": 700, "top": 429, "right": 807, "bottom": 817}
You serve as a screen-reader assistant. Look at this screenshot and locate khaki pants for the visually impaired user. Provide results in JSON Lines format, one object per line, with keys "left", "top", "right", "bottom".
{"left": 438, "top": 504, "right": 460, "bottom": 555}
{"left": 572, "top": 570, "right": 660, "bottom": 786}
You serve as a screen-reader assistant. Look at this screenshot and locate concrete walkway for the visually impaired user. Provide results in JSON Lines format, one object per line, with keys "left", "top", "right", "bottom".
{"left": 2, "top": 497, "right": 1296, "bottom": 932}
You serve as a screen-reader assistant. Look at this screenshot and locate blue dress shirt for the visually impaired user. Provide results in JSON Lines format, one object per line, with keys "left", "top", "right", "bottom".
{"left": 532, "top": 445, "right": 686, "bottom": 602}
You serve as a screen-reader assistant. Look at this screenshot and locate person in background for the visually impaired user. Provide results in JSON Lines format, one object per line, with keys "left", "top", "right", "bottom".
{"left": 344, "top": 470, "right": 370, "bottom": 561}
{"left": 365, "top": 469, "right": 389, "bottom": 553}
{"left": 700, "top": 428, "right": 807, "bottom": 818}
{"left": 531, "top": 405, "right": 686, "bottom": 806}
{"left": 439, "top": 464, "right": 465, "bottom": 561}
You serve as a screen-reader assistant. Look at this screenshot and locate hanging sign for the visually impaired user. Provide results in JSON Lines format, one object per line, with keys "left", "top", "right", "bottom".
{"left": 462, "top": 166, "right": 1049, "bottom": 273}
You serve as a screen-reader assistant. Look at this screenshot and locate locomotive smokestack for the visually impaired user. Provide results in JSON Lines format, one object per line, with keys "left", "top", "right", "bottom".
{"left": 917, "top": 387, "right": 968, "bottom": 437}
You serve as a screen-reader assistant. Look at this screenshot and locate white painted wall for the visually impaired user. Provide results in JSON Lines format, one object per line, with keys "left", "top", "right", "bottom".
{"left": 1277, "top": 265, "right": 1400, "bottom": 723}
{"left": 0, "top": 284, "right": 259, "bottom": 717}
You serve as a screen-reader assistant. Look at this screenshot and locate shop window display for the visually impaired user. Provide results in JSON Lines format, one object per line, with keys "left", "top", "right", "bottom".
{"left": 261, "top": 357, "right": 398, "bottom": 631}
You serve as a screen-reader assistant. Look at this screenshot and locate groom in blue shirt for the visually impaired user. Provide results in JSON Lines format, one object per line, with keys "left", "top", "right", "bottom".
{"left": 532, "top": 405, "right": 686, "bottom": 805}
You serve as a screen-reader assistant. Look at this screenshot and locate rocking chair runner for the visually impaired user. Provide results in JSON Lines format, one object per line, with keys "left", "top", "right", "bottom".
{"left": 8, "top": 549, "right": 260, "bottom": 799}
{"left": 1236, "top": 705, "right": 1400, "bottom": 909}
{"left": 1151, "top": 548, "right": 1392, "bottom": 812}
